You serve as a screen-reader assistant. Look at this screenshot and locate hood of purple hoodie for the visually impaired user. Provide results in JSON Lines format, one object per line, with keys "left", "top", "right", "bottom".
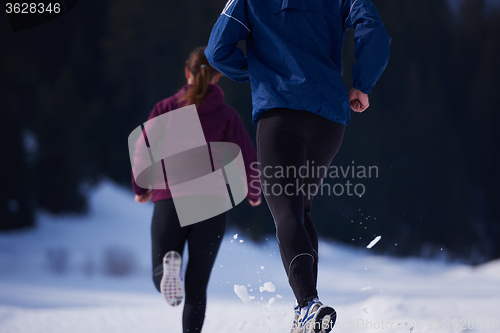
{"left": 175, "top": 83, "right": 225, "bottom": 113}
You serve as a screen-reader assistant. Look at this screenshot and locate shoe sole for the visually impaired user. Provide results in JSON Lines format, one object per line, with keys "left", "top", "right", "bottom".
{"left": 160, "top": 251, "right": 184, "bottom": 306}
{"left": 313, "top": 306, "right": 337, "bottom": 333}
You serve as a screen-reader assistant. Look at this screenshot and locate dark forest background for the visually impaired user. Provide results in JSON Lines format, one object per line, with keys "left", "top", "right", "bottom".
{"left": 1, "top": 0, "right": 499, "bottom": 264}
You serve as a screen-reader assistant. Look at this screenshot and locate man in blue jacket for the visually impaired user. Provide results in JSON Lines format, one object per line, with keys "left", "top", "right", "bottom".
{"left": 206, "top": 0, "right": 390, "bottom": 332}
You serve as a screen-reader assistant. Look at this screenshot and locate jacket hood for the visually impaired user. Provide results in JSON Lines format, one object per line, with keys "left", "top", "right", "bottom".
{"left": 175, "top": 83, "right": 225, "bottom": 113}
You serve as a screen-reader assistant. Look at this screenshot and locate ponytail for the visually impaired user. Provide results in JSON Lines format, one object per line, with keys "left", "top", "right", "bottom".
{"left": 178, "top": 47, "right": 218, "bottom": 107}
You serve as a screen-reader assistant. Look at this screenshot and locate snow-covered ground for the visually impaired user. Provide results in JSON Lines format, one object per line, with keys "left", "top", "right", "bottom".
{"left": 0, "top": 180, "right": 499, "bottom": 333}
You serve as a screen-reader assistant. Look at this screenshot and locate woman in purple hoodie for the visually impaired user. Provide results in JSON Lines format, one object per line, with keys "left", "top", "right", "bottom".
{"left": 132, "top": 46, "right": 261, "bottom": 333}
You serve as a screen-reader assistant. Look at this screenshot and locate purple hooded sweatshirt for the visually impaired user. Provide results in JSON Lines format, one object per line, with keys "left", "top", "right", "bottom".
{"left": 131, "top": 83, "right": 261, "bottom": 203}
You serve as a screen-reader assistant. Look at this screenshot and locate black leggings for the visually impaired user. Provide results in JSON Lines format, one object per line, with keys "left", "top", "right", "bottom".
{"left": 151, "top": 199, "right": 227, "bottom": 333}
{"left": 256, "top": 108, "right": 345, "bottom": 308}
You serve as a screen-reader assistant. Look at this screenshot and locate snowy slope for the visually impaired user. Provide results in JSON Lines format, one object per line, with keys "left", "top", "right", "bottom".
{"left": 0, "top": 179, "right": 499, "bottom": 333}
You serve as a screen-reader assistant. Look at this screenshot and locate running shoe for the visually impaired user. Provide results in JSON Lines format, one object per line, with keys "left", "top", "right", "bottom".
{"left": 298, "top": 298, "right": 336, "bottom": 333}
{"left": 290, "top": 304, "right": 301, "bottom": 333}
{"left": 160, "top": 250, "right": 184, "bottom": 306}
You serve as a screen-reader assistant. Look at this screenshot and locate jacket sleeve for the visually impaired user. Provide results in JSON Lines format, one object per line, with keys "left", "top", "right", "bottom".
{"left": 223, "top": 110, "right": 261, "bottom": 202}
{"left": 344, "top": 0, "right": 391, "bottom": 94}
{"left": 205, "top": 0, "right": 251, "bottom": 83}
{"left": 130, "top": 103, "right": 162, "bottom": 196}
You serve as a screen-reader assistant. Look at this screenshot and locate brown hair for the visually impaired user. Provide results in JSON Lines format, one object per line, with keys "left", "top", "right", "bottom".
{"left": 178, "top": 46, "right": 219, "bottom": 107}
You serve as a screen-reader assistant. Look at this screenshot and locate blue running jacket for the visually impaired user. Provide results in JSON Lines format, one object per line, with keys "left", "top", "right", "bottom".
{"left": 205, "top": 0, "right": 391, "bottom": 126}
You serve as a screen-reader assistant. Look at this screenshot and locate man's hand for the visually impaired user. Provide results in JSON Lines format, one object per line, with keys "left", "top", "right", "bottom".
{"left": 135, "top": 189, "right": 153, "bottom": 203}
{"left": 349, "top": 88, "right": 370, "bottom": 113}
{"left": 248, "top": 197, "right": 262, "bottom": 207}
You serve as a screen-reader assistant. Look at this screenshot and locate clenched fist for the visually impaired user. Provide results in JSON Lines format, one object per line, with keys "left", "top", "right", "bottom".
{"left": 349, "top": 88, "right": 370, "bottom": 113}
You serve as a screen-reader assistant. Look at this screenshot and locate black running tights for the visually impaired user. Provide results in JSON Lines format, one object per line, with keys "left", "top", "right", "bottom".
{"left": 256, "top": 108, "right": 345, "bottom": 308}
{"left": 151, "top": 199, "right": 227, "bottom": 333}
